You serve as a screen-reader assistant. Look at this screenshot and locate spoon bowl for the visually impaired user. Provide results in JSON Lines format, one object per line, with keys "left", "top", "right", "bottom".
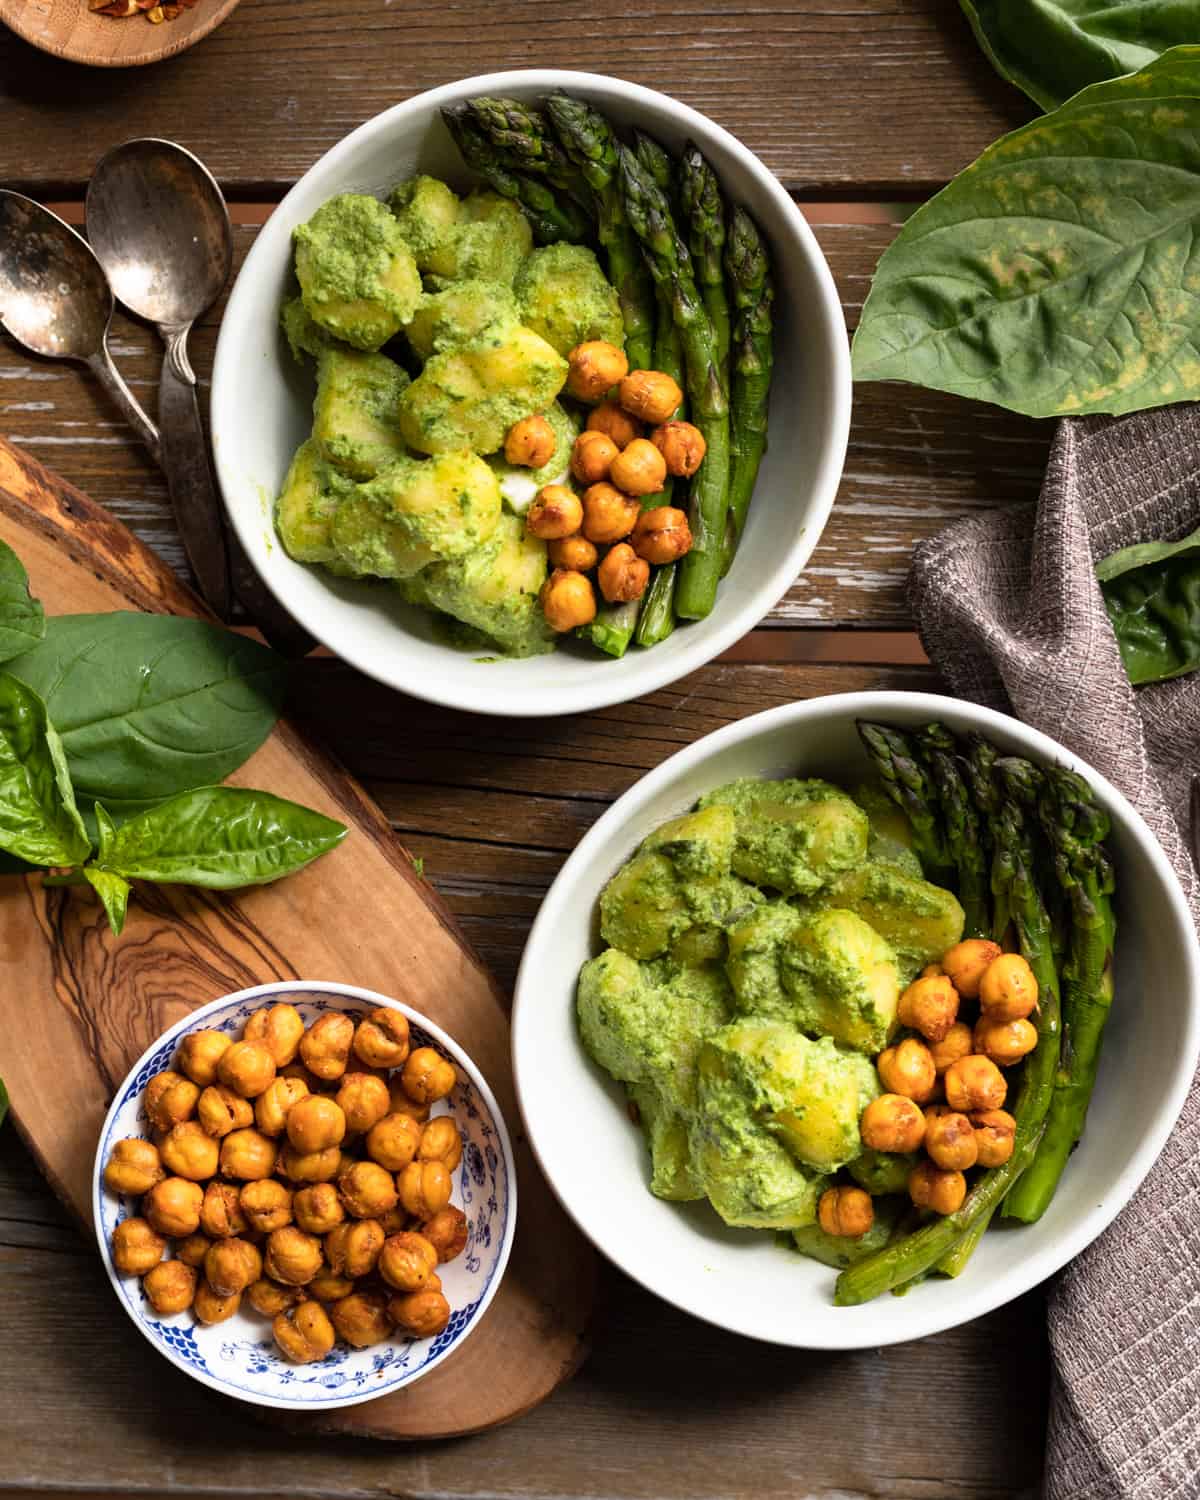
{"left": 0, "top": 191, "right": 113, "bottom": 361}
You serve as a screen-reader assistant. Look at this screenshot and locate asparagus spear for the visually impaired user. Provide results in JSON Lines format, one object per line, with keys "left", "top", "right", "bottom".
{"left": 441, "top": 107, "right": 590, "bottom": 245}
{"left": 914, "top": 723, "right": 991, "bottom": 938}
{"left": 856, "top": 721, "right": 955, "bottom": 884}
{"left": 461, "top": 96, "right": 586, "bottom": 200}
{"left": 679, "top": 144, "right": 730, "bottom": 377}
{"left": 720, "top": 208, "right": 774, "bottom": 574}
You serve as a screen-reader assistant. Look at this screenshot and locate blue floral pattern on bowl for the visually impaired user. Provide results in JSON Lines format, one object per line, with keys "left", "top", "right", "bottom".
{"left": 93, "top": 982, "right": 516, "bottom": 1411}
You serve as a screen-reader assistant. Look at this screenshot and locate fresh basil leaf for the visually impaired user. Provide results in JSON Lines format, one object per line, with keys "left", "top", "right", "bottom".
{"left": 4, "top": 613, "right": 287, "bottom": 805}
{"left": 95, "top": 785, "right": 346, "bottom": 888}
{"left": 1096, "top": 526, "right": 1200, "bottom": 683}
{"left": 1096, "top": 524, "right": 1200, "bottom": 583}
{"left": 0, "top": 541, "right": 44, "bottom": 663}
{"left": 959, "top": 0, "right": 1199, "bottom": 113}
{"left": 0, "top": 671, "right": 90, "bottom": 868}
{"left": 83, "top": 864, "right": 131, "bottom": 935}
{"left": 852, "top": 47, "right": 1200, "bottom": 418}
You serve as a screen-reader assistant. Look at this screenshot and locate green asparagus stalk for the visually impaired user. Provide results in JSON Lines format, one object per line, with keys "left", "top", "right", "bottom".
{"left": 856, "top": 721, "right": 955, "bottom": 884}
{"left": 441, "top": 107, "right": 590, "bottom": 245}
{"left": 961, "top": 732, "right": 1009, "bottom": 940}
{"left": 914, "top": 723, "right": 991, "bottom": 938}
{"left": 461, "top": 96, "right": 590, "bottom": 205}
{"left": 679, "top": 144, "right": 730, "bottom": 378}
{"left": 720, "top": 208, "right": 774, "bottom": 574}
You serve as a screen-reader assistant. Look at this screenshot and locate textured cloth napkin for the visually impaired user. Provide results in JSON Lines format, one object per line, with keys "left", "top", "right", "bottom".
{"left": 909, "top": 407, "right": 1200, "bottom": 1500}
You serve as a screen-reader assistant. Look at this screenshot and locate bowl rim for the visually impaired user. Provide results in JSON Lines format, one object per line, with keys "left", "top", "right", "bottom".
{"left": 92, "top": 978, "right": 519, "bottom": 1410}
{"left": 511, "top": 689, "right": 1200, "bottom": 1348}
{"left": 210, "top": 67, "right": 852, "bottom": 718}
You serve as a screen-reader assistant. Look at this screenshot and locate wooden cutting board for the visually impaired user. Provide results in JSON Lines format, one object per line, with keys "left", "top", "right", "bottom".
{"left": 0, "top": 437, "right": 595, "bottom": 1439}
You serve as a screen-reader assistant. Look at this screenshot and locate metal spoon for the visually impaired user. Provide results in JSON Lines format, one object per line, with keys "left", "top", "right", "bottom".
{"left": 0, "top": 191, "right": 162, "bottom": 464}
{"left": 87, "top": 138, "right": 233, "bottom": 617}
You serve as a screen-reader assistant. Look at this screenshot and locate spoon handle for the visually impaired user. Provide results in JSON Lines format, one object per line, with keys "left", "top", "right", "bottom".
{"left": 86, "top": 342, "right": 162, "bottom": 467}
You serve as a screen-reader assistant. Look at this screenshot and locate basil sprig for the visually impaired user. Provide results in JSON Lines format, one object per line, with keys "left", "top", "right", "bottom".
{"left": 0, "top": 541, "right": 45, "bottom": 663}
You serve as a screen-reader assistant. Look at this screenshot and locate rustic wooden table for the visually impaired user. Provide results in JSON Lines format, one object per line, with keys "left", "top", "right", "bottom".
{"left": 0, "top": 4, "right": 1055, "bottom": 1496}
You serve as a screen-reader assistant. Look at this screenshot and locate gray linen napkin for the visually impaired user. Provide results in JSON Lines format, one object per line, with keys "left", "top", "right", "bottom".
{"left": 909, "top": 407, "right": 1200, "bottom": 1500}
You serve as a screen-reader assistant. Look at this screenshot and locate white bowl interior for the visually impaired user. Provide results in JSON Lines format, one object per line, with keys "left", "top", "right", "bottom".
{"left": 93, "top": 982, "right": 516, "bottom": 1410}
{"left": 512, "top": 692, "right": 1200, "bottom": 1348}
{"left": 211, "top": 70, "right": 850, "bottom": 716}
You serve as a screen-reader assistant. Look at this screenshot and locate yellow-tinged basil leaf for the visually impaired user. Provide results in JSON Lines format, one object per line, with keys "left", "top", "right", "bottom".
{"left": 0, "top": 540, "right": 44, "bottom": 663}
{"left": 0, "top": 671, "right": 90, "bottom": 868}
{"left": 83, "top": 864, "right": 130, "bottom": 935}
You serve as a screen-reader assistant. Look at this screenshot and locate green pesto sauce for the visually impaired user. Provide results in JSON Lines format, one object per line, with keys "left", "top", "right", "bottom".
{"left": 698, "top": 778, "right": 870, "bottom": 895}
{"left": 514, "top": 243, "right": 626, "bottom": 356}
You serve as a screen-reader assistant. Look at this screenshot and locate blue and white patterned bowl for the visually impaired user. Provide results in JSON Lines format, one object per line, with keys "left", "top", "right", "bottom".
{"left": 92, "top": 981, "right": 517, "bottom": 1410}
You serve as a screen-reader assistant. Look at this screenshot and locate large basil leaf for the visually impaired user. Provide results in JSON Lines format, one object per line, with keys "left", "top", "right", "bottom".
{"left": 83, "top": 861, "right": 131, "bottom": 935}
{"left": 0, "top": 540, "right": 44, "bottom": 663}
{"left": 959, "top": 0, "right": 1199, "bottom": 113}
{"left": 94, "top": 786, "right": 346, "bottom": 888}
{"left": 0, "top": 671, "right": 90, "bottom": 867}
{"left": 5, "top": 613, "right": 286, "bottom": 805}
{"left": 1097, "top": 524, "right": 1200, "bottom": 683}
{"left": 852, "top": 48, "right": 1200, "bottom": 418}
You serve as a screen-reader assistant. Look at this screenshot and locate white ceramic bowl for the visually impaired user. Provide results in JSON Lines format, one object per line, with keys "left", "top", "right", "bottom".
{"left": 94, "top": 981, "right": 517, "bottom": 1409}
{"left": 211, "top": 70, "right": 850, "bottom": 717}
{"left": 512, "top": 691, "right": 1200, "bottom": 1348}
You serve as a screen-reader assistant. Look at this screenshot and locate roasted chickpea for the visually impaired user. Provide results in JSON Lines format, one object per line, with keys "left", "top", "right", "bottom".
{"left": 353, "top": 1008, "right": 411, "bottom": 1070}
{"left": 219, "top": 1127, "right": 279, "bottom": 1182}
{"left": 979, "top": 952, "right": 1039, "bottom": 1022}
{"left": 650, "top": 419, "right": 706, "bottom": 478}
{"left": 570, "top": 430, "right": 619, "bottom": 485}
{"left": 292, "top": 1182, "right": 345, "bottom": 1235}
{"left": 196, "top": 1083, "right": 255, "bottom": 1138}
{"left": 334, "top": 1073, "right": 390, "bottom": 1137}
{"left": 924, "top": 1110, "right": 979, "bottom": 1171}
{"left": 243, "top": 1002, "right": 305, "bottom": 1067}
{"left": 143, "top": 1259, "right": 197, "bottom": 1316}
{"left": 278, "top": 1143, "right": 341, "bottom": 1183}
{"left": 504, "top": 413, "right": 557, "bottom": 469}
{"left": 597, "top": 542, "right": 650, "bottom": 604}
{"left": 587, "top": 401, "right": 641, "bottom": 448}
{"left": 255, "top": 1075, "right": 310, "bottom": 1137}
{"left": 264, "top": 1225, "right": 324, "bottom": 1286}
{"left": 306, "top": 1265, "right": 356, "bottom": 1302}
{"left": 300, "top": 1013, "right": 355, "bottom": 1082}
{"left": 619, "top": 369, "right": 683, "bottom": 425}
{"left": 200, "top": 1180, "right": 248, "bottom": 1239}
{"left": 922, "top": 963, "right": 944, "bottom": 978}
{"left": 104, "top": 1137, "right": 165, "bottom": 1197}
{"left": 379, "top": 1205, "right": 409, "bottom": 1236}
{"left": 331, "top": 1290, "right": 394, "bottom": 1348}
{"left": 876, "top": 1037, "right": 937, "bottom": 1104}
{"left": 908, "top": 1159, "right": 967, "bottom": 1216}
{"left": 111, "top": 1217, "right": 166, "bottom": 1276}
{"left": 539, "top": 568, "right": 596, "bottom": 632}
{"left": 929, "top": 1020, "right": 974, "bottom": 1075}
{"left": 285, "top": 1094, "right": 347, "bottom": 1156}
{"left": 420, "top": 1206, "right": 469, "bottom": 1263}
{"left": 340, "top": 1160, "right": 398, "bottom": 1219}
{"left": 388, "top": 1078, "right": 431, "bottom": 1124}
{"left": 941, "top": 939, "right": 1003, "bottom": 999}
{"left": 216, "top": 1039, "right": 277, "bottom": 1099}
{"left": 418, "top": 1117, "right": 463, "bottom": 1172}
{"left": 897, "top": 973, "right": 959, "bottom": 1043}
{"left": 144, "top": 1177, "right": 204, "bottom": 1238}
{"left": 240, "top": 1179, "right": 294, "bottom": 1234}
{"left": 860, "top": 1093, "right": 926, "bottom": 1154}
{"left": 389, "top": 1288, "right": 451, "bottom": 1339}
{"left": 176, "top": 1232, "right": 212, "bottom": 1269}
{"left": 326, "top": 1217, "right": 387, "bottom": 1279}
{"left": 274, "top": 1301, "right": 337, "bottom": 1363}
{"left": 527, "top": 484, "right": 584, "bottom": 540}
{"left": 972, "top": 1108, "right": 1017, "bottom": 1167}
{"left": 817, "top": 1185, "right": 874, "bottom": 1238}
{"left": 204, "top": 1237, "right": 262, "bottom": 1298}
{"left": 566, "top": 340, "right": 628, "bottom": 402}
{"left": 944, "top": 1054, "right": 1008, "bottom": 1113}
{"left": 160, "top": 1121, "right": 220, "bottom": 1182}
{"left": 402, "top": 1047, "right": 457, "bottom": 1107}
{"left": 246, "top": 1277, "right": 305, "bottom": 1317}
{"left": 364, "top": 1112, "right": 422, "bottom": 1174}
{"left": 975, "top": 1015, "right": 1038, "bottom": 1067}
{"left": 397, "top": 1159, "right": 452, "bottom": 1220}
{"left": 176, "top": 1030, "right": 232, "bottom": 1087}
{"left": 609, "top": 438, "right": 667, "bottom": 497}
{"left": 580, "top": 482, "right": 639, "bottom": 544}
{"left": 194, "top": 1281, "right": 241, "bottom": 1325}
{"left": 632, "top": 505, "right": 693, "bottom": 564}
{"left": 378, "top": 1230, "right": 438, "bottom": 1292}
{"left": 547, "top": 534, "right": 599, "bottom": 571}
{"left": 144, "top": 1070, "right": 200, "bottom": 1132}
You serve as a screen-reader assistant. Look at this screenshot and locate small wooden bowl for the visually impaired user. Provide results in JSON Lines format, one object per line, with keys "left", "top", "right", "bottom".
{"left": 0, "top": 0, "right": 241, "bottom": 67}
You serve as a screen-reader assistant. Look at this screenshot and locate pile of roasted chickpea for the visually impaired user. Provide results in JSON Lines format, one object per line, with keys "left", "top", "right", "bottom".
{"left": 817, "top": 940, "right": 1036, "bottom": 1240}
{"left": 104, "top": 1001, "right": 470, "bottom": 1364}
{"left": 503, "top": 338, "right": 701, "bottom": 633}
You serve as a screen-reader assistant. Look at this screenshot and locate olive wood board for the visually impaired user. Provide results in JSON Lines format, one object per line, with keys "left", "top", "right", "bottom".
{"left": 0, "top": 436, "right": 595, "bottom": 1440}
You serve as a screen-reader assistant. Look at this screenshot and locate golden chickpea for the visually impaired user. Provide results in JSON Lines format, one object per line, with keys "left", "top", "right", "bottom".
{"left": 650, "top": 419, "right": 707, "bottom": 478}
{"left": 176, "top": 1030, "right": 232, "bottom": 1087}
{"left": 331, "top": 1290, "right": 394, "bottom": 1348}
{"left": 570, "top": 430, "right": 619, "bottom": 485}
{"left": 104, "top": 1137, "right": 165, "bottom": 1197}
{"left": 504, "top": 413, "right": 557, "bottom": 469}
{"left": 299, "top": 1013, "right": 355, "bottom": 1083}
{"left": 860, "top": 1093, "right": 926, "bottom": 1154}
{"left": 325, "top": 1218, "right": 386, "bottom": 1278}
{"left": 160, "top": 1121, "right": 220, "bottom": 1182}
{"left": 922, "top": 963, "right": 944, "bottom": 978}
{"left": 378, "top": 1231, "right": 438, "bottom": 1292}
{"left": 587, "top": 401, "right": 641, "bottom": 448}
{"left": 389, "top": 1288, "right": 451, "bottom": 1339}
{"left": 200, "top": 1180, "right": 248, "bottom": 1239}
{"left": 339, "top": 1160, "right": 398, "bottom": 1219}
{"left": 401, "top": 1047, "right": 457, "bottom": 1107}
{"left": 580, "top": 482, "right": 639, "bottom": 544}
{"left": 525, "top": 484, "right": 583, "bottom": 541}
{"left": 243, "top": 1002, "right": 305, "bottom": 1067}
{"left": 204, "top": 1237, "right": 262, "bottom": 1298}
{"left": 924, "top": 1110, "right": 979, "bottom": 1171}
{"left": 944, "top": 1054, "right": 1008, "bottom": 1113}
{"left": 176, "top": 1232, "right": 212, "bottom": 1269}
{"left": 111, "top": 1217, "right": 166, "bottom": 1276}
{"left": 547, "top": 534, "right": 598, "bottom": 572}
{"left": 597, "top": 542, "right": 650, "bottom": 604}
{"left": 908, "top": 1159, "right": 967, "bottom": 1216}
{"left": 143, "top": 1259, "right": 197, "bottom": 1316}
{"left": 144, "top": 1070, "right": 200, "bottom": 1132}
{"left": 979, "top": 952, "right": 1039, "bottom": 1022}
{"left": 817, "top": 1185, "right": 874, "bottom": 1238}
{"left": 397, "top": 1159, "right": 452, "bottom": 1220}
{"left": 352, "top": 1008, "right": 411, "bottom": 1070}
{"left": 278, "top": 1143, "right": 341, "bottom": 1183}
{"left": 975, "top": 1015, "right": 1038, "bottom": 1067}
{"left": 307, "top": 1265, "right": 356, "bottom": 1302}
{"left": 240, "top": 1178, "right": 293, "bottom": 1234}
{"left": 246, "top": 1277, "right": 305, "bottom": 1317}
{"left": 388, "top": 1078, "right": 431, "bottom": 1124}
{"left": 280, "top": 1060, "right": 331, "bottom": 1093}
{"left": 254, "top": 1075, "right": 310, "bottom": 1137}
{"left": 196, "top": 1084, "right": 255, "bottom": 1138}
{"left": 897, "top": 973, "right": 960, "bottom": 1043}
{"left": 619, "top": 369, "right": 683, "bottom": 425}
{"left": 286, "top": 1094, "right": 347, "bottom": 1155}
{"left": 972, "top": 1108, "right": 1017, "bottom": 1167}
{"left": 876, "top": 1037, "right": 938, "bottom": 1104}
{"left": 219, "top": 1127, "right": 279, "bottom": 1182}
{"left": 366, "top": 1112, "right": 423, "bottom": 1173}
{"left": 420, "top": 1206, "right": 469, "bottom": 1263}
{"left": 144, "top": 1177, "right": 204, "bottom": 1238}
{"left": 566, "top": 340, "right": 628, "bottom": 402}
{"left": 632, "top": 505, "right": 693, "bottom": 564}
{"left": 336, "top": 1073, "right": 392, "bottom": 1136}
{"left": 379, "top": 1206, "right": 409, "bottom": 1236}
{"left": 929, "top": 1020, "right": 974, "bottom": 1076}
{"left": 539, "top": 568, "right": 596, "bottom": 632}
{"left": 609, "top": 438, "right": 667, "bottom": 497}
{"left": 418, "top": 1117, "right": 463, "bottom": 1173}
{"left": 293, "top": 1182, "right": 346, "bottom": 1235}
{"left": 274, "top": 1301, "right": 337, "bottom": 1363}
{"left": 264, "top": 1225, "right": 324, "bottom": 1286}
{"left": 941, "top": 939, "right": 1003, "bottom": 999}
{"left": 217, "top": 1039, "right": 277, "bottom": 1099}
{"left": 194, "top": 1280, "right": 241, "bottom": 1325}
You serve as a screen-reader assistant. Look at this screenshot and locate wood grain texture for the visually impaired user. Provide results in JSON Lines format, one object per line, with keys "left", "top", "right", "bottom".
{"left": 0, "top": 437, "right": 594, "bottom": 1441}
{"left": 0, "top": 0, "right": 241, "bottom": 68}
